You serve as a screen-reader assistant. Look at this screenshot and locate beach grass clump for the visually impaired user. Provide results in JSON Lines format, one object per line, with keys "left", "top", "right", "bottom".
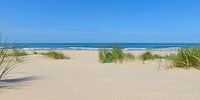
{"left": 9, "top": 49, "right": 28, "bottom": 57}
{"left": 139, "top": 51, "right": 154, "bottom": 61}
{"left": 139, "top": 51, "right": 161, "bottom": 63}
{"left": 167, "top": 48, "right": 200, "bottom": 70}
{"left": 0, "top": 48, "right": 22, "bottom": 79}
{"left": 99, "top": 46, "right": 134, "bottom": 63}
{"left": 42, "top": 51, "right": 70, "bottom": 59}
{"left": 99, "top": 49, "right": 113, "bottom": 63}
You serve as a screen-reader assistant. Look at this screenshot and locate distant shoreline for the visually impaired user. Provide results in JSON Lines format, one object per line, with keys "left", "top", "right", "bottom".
{"left": 21, "top": 48, "right": 178, "bottom": 51}
{"left": 4, "top": 43, "right": 200, "bottom": 51}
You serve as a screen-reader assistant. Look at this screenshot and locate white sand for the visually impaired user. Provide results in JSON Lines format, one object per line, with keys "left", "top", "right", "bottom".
{"left": 0, "top": 50, "right": 200, "bottom": 100}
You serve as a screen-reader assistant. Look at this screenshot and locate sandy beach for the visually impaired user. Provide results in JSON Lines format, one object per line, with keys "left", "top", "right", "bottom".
{"left": 0, "top": 50, "right": 200, "bottom": 100}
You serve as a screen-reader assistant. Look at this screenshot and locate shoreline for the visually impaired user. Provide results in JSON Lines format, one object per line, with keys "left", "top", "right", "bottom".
{"left": 21, "top": 49, "right": 179, "bottom": 52}
{"left": 8, "top": 43, "right": 200, "bottom": 51}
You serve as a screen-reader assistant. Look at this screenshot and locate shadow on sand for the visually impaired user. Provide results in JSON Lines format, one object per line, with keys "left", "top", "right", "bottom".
{"left": 0, "top": 76, "right": 39, "bottom": 90}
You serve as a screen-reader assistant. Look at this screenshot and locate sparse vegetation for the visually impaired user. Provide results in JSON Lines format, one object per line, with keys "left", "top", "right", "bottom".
{"left": 42, "top": 51, "right": 70, "bottom": 59}
{"left": 139, "top": 51, "right": 154, "bottom": 61}
{"left": 167, "top": 48, "right": 200, "bottom": 70}
{"left": 99, "top": 46, "right": 134, "bottom": 63}
{"left": 9, "top": 49, "right": 28, "bottom": 57}
{"left": 33, "top": 51, "right": 38, "bottom": 54}
{"left": 124, "top": 53, "right": 135, "bottom": 60}
{"left": 139, "top": 51, "right": 161, "bottom": 63}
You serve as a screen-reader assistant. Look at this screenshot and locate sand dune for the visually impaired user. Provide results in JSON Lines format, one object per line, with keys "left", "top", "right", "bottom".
{"left": 0, "top": 50, "right": 200, "bottom": 100}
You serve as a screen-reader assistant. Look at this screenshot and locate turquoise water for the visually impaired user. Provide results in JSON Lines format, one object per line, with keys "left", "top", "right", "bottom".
{"left": 5, "top": 43, "right": 200, "bottom": 50}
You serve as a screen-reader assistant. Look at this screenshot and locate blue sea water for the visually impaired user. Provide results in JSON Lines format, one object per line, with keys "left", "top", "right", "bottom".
{"left": 5, "top": 43, "right": 200, "bottom": 50}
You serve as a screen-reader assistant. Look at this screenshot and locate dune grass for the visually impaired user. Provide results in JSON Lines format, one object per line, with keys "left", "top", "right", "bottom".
{"left": 42, "top": 51, "right": 70, "bottom": 59}
{"left": 8, "top": 49, "right": 28, "bottom": 62}
{"left": 139, "top": 51, "right": 161, "bottom": 63}
{"left": 9, "top": 49, "right": 28, "bottom": 57}
{"left": 0, "top": 48, "right": 23, "bottom": 80}
{"left": 166, "top": 48, "right": 200, "bottom": 70}
{"left": 99, "top": 46, "right": 135, "bottom": 63}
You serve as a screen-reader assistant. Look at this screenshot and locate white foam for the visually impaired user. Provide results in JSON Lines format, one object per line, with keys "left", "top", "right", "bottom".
{"left": 22, "top": 48, "right": 52, "bottom": 50}
{"left": 69, "top": 47, "right": 100, "bottom": 50}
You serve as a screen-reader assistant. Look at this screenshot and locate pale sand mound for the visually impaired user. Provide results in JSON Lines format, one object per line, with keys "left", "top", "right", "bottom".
{"left": 0, "top": 50, "right": 200, "bottom": 100}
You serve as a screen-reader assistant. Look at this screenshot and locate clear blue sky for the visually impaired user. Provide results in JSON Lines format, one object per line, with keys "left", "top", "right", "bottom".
{"left": 0, "top": 0, "right": 200, "bottom": 43}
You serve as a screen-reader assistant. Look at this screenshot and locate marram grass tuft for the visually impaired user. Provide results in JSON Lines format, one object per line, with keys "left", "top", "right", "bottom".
{"left": 99, "top": 46, "right": 135, "bottom": 63}
{"left": 42, "top": 51, "right": 70, "bottom": 59}
{"left": 167, "top": 48, "right": 200, "bottom": 70}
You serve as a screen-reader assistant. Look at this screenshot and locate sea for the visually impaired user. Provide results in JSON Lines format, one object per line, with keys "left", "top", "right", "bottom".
{"left": 5, "top": 43, "right": 200, "bottom": 51}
